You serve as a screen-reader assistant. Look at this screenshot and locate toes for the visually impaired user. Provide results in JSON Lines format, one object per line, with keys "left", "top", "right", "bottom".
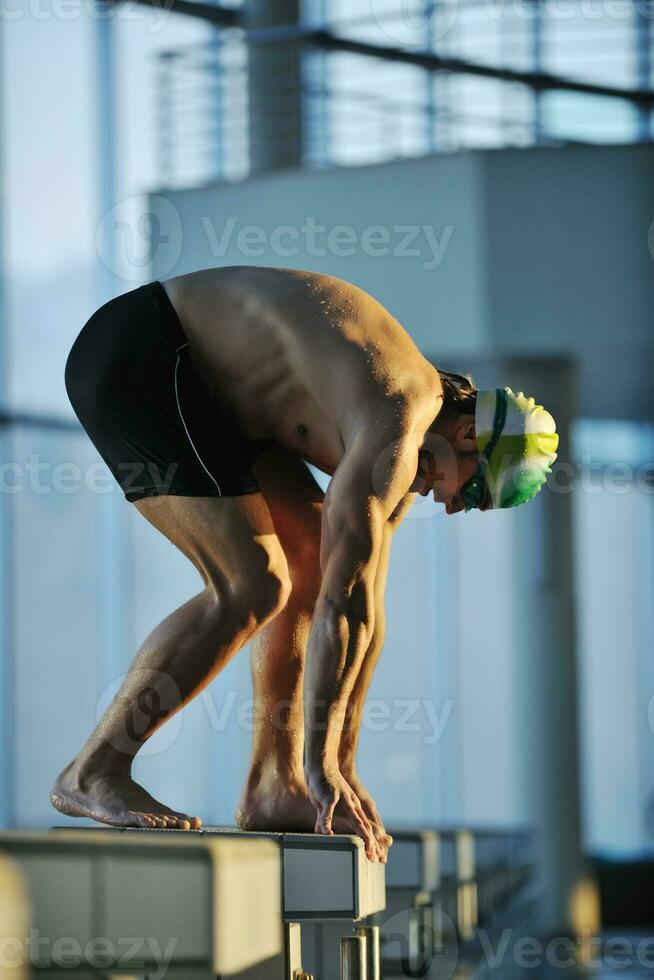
{"left": 129, "top": 811, "right": 156, "bottom": 829}
{"left": 125, "top": 809, "right": 201, "bottom": 832}
{"left": 170, "top": 812, "right": 201, "bottom": 831}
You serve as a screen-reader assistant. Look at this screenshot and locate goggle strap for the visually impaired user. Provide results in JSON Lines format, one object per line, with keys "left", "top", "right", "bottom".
{"left": 481, "top": 388, "right": 508, "bottom": 466}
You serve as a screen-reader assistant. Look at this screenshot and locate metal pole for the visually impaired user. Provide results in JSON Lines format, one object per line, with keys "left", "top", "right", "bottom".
{"left": 509, "top": 356, "right": 582, "bottom": 933}
{"left": 214, "top": 34, "right": 225, "bottom": 182}
{"left": 425, "top": 1, "right": 438, "bottom": 152}
{"left": 301, "top": 0, "right": 329, "bottom": 168}
{"left": 285, "top": 922, "right": 303, "bottom": 980}
{"left": 532, "top": 0, "right": 544, "bottom": 144}
{"left": 0, "top": 13, "right": 15, "bottom": 831}
{"left": 95, "top": 4, "right": 131, "bottom": 696}
{"left": 340, "top": 934, "right": 367, "bottom": 980}
{"left": 245, "top": 0, "right": 303, "bottom": 174}
{"left": 355, "top": 926, "right": 380, "bottom": 980}
{"left": 636, "top": 5, "right": 652, "bottom": 140}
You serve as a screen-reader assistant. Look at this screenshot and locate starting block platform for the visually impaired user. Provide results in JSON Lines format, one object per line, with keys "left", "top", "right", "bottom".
{"left": 374, "top": 825, "right": 540, "bottom": 978}
{"left": 50, "top": 824, "right": 386, "bottom": 923}
{"left": 1, "top": 829, "right": 283, "bottom": 978}
{"left": 0, "top": 825, "right": 385, "bottom": 980}
{"left": 1, "top": 822, "right": 538, "bottom": 980}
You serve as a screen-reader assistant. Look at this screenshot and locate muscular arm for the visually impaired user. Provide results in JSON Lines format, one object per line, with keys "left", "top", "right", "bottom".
{"left": 303, "top": 417, "right": 419, "bottom": 773}
{"left": 338, "top": 494, "right": 414, "bottom": 776}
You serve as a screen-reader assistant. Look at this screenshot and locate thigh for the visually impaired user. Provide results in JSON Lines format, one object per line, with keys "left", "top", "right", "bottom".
{"left": 251, "top": 444, "right": 324, "bottom": 583}
{"left": 132, "top": 491, "right": 289, "bottom": 595}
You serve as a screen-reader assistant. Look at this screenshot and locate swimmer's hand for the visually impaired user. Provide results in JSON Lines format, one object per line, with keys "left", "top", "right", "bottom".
{"left": 305, "top": 764, "right": 381, "bottom": 862}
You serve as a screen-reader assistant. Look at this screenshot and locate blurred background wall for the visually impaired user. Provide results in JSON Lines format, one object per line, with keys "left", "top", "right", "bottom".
{"left": 0, "top": 0, "right": 653, "bottom": 935}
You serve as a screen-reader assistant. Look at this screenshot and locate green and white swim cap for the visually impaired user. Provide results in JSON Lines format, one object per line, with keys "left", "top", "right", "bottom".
{"left": 461, "top": 387, "right": 559, "bottom": 511}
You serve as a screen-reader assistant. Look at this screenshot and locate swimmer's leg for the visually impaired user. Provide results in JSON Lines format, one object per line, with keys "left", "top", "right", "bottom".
{"left": 235, "top": 446, "right": 388, "bottom": 858}
{"left": 51, "top": 492, "right": 291, "bottom": 830}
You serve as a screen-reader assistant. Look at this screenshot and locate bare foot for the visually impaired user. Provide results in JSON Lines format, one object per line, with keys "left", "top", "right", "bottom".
{"left": 236, "top": 771, "right": 390, "bottom": 861}
{"left": 236, "top": 775, "right": 318, "bottom": 833}
{"left": 50, "top": 761, "right": 202, "bottom": 831}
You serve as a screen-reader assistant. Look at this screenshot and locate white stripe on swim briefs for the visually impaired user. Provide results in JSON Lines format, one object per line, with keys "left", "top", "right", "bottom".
{"left": 174, "top": 343, "right": 222, "bottom": 495}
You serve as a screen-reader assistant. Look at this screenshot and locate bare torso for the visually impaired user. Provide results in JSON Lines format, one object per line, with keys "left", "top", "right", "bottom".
{"left": 162, "top": 266, "right": 441, "bottom": 475}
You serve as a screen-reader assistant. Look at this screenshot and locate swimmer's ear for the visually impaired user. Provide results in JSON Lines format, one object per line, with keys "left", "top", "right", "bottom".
{"left": 452, "top": 413, "right": 476, "bottom": 447}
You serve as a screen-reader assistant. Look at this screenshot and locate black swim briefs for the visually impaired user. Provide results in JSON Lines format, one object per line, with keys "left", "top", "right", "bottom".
{"left": 64, "top": 280, "right": 273, "bottom": 502}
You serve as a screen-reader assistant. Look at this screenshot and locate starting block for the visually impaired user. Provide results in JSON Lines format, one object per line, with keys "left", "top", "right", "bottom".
{"left": 373, "top": 825, "right": 539, "bottom": 977}
{"left": 38, "top": 825, "right": 386, "bottom": 980}
{"left": 1, "top": 829, "right": 281, "bottom": 979}
{"left": 50, "top": 824, "right": 385, "bottom": 920}
{"left": 0, "top": 852, "right": 30, "bottom": 980}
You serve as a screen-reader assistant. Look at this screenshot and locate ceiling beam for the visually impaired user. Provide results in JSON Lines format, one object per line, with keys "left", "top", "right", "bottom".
{"left": 311, "top": 29, "right": 654, "bottom": 107}
{"left": 106, "top": 0, "right": 241, "bottom": 27}
{"left": 110, "top": 0, "right": 654, "bottom": 106}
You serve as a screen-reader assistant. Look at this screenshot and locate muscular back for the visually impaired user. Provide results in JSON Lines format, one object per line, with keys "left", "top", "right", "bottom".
{"left": 163, "top": 266, "right": 441, "bottom": 475}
